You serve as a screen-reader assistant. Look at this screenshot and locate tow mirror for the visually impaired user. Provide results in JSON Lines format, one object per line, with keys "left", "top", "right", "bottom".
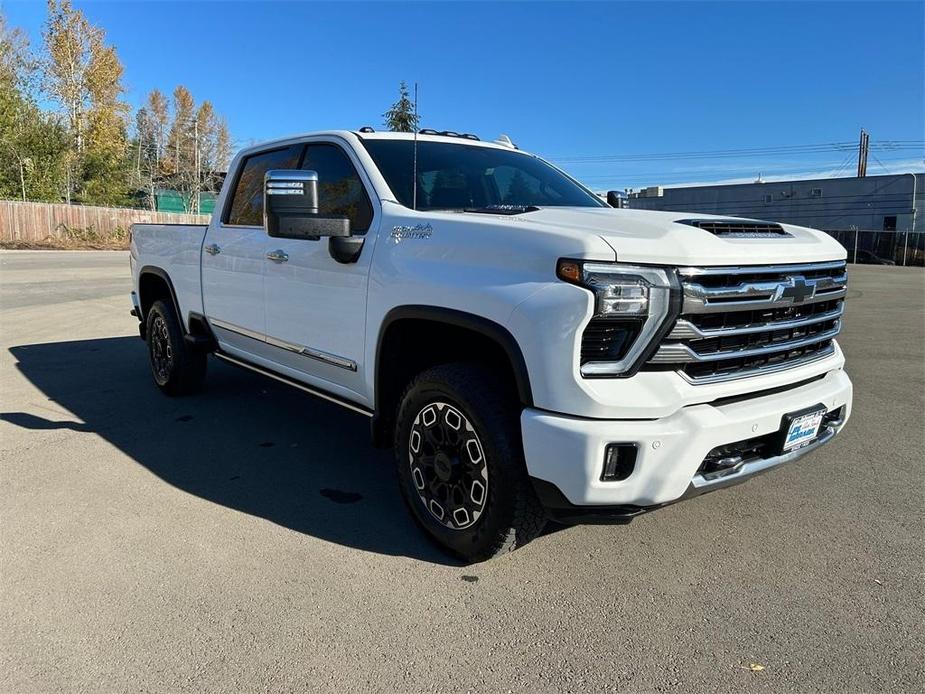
{"left": 264, "top": 170, "right": 351, "bottom": 240}
{"left": 606, "top": 191, "right": 626, "bottom": 208}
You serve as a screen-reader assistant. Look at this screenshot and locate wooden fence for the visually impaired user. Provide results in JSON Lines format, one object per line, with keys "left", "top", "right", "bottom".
{"left": 0, "top": 200, "right": 210, "bottom": 242}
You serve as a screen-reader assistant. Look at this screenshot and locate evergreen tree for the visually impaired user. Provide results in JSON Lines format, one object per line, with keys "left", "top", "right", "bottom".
{"left": 383, "top": 81, "right": 419, "bottom": 132}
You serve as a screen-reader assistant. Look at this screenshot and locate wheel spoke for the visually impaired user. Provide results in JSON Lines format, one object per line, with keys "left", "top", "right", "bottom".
{"left": 408, "top": 402, "right": 487, "bottom": 531}
{"left": 423, "top": 426, "right": 442, "bottom": 448}
{"left": 149, "top": 315, "right": 174, "bottom": 383}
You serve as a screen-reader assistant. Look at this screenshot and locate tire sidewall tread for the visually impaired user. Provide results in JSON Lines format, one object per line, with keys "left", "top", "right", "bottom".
{"left": 394, "top": 362, "right": 545, "bottom": 562}
{"left": 145, "top": 299, "right": 206, "bottom": 396}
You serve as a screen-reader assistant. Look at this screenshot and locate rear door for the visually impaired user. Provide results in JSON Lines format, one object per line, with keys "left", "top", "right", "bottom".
{"left": 262, "top": 140, "right": 378, "bottom": 402}
{"left": 202, "top": 144, "right": 303, "bottom": 355}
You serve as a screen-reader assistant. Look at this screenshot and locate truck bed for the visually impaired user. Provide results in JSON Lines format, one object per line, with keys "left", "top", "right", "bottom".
{"left": 130, "top": 223, "right": 209, "bottom": 328}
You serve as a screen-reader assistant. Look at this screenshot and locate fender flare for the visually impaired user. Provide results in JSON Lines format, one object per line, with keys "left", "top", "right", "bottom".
{"left": 138, "top": 266, "right": 215, "bottom": 350}
{"left": 375, "top": 305, "right": 534, "bottom": 408}
{"left": 138, "top": 266, "right": 183, "bottom": 327}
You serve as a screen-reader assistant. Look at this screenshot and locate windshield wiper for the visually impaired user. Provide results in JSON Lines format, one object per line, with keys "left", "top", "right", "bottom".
{"left": 463, "top": 205, "right": 540, "bottom": 215}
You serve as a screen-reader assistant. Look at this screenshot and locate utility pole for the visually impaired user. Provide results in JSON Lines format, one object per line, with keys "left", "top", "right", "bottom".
{"left": 856, "top": 129, "right": 869, "bottom": 177}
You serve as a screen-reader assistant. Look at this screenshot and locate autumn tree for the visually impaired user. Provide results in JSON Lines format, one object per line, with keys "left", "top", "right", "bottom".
{"left": 43, "top": 0, "right": 129, "bottom": 204}
{"left": 82, "top": 39, "right": 130, "bottom": 204}
{"left": 162, "top": 85, "right": 199, "bottom": 210}
{"left": 128, "top": 89, "right": 170, "bottom": 209}
{"left": 195, "top": 100, "right": 216, "bottom": 169}
{"left": 383, "top": 81, "right": 419, "bottom": 132}
{"left": 2, "top": 6, "right": 234, "bottom": 209}
{"left": 131, "top": 106, "right": 159, "bottom": 209}
{"left": 145, "top": 88, "right": 168, "bottom": 169}
{"left": 165, "top": 85, "right": 194, "bottom": 172}
{"left": 160, "top": 88, "right": 232, "bottom": 212}
{"left": 215, "top": 116, "right": 232, "bottom": 172}
{"left": 195, "top": 101, "right": 233, "bottom": 208}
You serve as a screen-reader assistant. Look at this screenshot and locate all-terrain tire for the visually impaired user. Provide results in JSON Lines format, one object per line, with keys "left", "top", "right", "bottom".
{"left": 145, "top": 299, "right": 207, "bottom": 396}
{"left": 394, "top": 363, "right": 546, "bottom": 562}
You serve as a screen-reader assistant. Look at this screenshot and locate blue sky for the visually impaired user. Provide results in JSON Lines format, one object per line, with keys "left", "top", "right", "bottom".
{"left": 4, "top": 0, "right": 924, "bottom": 190}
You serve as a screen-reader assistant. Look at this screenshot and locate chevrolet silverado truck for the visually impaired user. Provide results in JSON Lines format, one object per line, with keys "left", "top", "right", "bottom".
{"left": 130, "top": 129, "right": 852, "bottom": 561}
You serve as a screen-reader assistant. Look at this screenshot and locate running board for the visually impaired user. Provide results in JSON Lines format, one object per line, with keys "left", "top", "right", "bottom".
{"left": 213, "top": 352, "right": 373, "bottom": 418}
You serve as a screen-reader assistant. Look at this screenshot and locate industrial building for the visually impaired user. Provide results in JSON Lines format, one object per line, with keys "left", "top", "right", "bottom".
{"left": 626, "top": 173, "right": 925, "bottom": 232}
{"left": 625, "top": 173, "right": 923, "bottom": 232}
{"left": 622, "top": 172, "right": 924, "bottom": 265}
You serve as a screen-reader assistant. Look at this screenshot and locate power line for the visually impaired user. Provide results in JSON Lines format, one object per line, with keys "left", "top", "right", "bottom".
{"left": 870, "top": 152, "right": 895, "bottom": 175}
{"left": 550, "top": 140, "right": 924, "bottom": 164}
{"left": 575, "top": 155, "right": 920, "bottom": 184}
{"left": 828, "top": 152, "right": 857, "bottom": 178}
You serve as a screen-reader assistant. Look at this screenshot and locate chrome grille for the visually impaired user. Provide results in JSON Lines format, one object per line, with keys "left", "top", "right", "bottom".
{"left": 648, "top": 261, "right": 847, "bottom": 383}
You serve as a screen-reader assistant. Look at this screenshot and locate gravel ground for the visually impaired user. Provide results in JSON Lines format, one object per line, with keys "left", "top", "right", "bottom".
{"left": 1, "top": 251, "right": 922, "bottom": 693}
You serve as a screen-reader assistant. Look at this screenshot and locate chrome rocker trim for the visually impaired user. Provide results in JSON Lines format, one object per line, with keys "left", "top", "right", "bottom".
{"left": 210, "top": 317, "right": 358, "bottom": 371}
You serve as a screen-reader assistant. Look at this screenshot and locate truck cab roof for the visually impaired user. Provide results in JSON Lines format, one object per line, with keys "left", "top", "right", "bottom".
{"left": 236, "top": 129, "right": 520, "bottom": 158}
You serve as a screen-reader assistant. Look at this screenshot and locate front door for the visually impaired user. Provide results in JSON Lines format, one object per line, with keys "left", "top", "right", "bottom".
{"left": 263, "top": 141, "right": 378, "bottom": 404}
{"left": 202, "top": 144, "right": 303, "bottom": 356}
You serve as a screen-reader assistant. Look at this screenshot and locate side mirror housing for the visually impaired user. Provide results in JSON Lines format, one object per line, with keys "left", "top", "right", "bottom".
{"left": 264, "top": 169, "right": 351, "bottom": 239}
{"left": 606, "top": 191, "right": 625, "bottom": 208}
{"left": 328, "top": 236, "right": 365, "bottom": 264}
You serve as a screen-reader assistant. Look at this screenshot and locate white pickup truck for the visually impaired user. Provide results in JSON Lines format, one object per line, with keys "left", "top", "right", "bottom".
{"left": 130, "top": 129, "right": 852, "bottom": 561}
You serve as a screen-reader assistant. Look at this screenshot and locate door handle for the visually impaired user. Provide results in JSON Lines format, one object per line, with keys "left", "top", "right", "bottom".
{"left": 266, "top": 250, "right": 289, "bottom": 263}
{"left": 204, "top": 243, "right": 221, "bottom": 256}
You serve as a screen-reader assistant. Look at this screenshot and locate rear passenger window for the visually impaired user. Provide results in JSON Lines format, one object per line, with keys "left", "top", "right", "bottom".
{"left": 225, "top": 145, "right": 303, "bottom": 226}
{"left": 301, "top": 144, "right": 373, "bottom": 232}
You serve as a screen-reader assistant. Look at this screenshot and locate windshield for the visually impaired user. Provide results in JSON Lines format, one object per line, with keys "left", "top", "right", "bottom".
{"left": 360, "top": 139, "right": 606, "bottom": 211}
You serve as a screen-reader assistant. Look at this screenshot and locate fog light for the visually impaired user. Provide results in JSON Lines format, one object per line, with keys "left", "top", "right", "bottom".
{"left": 601, "top": 444, "right": 637, "bottom": 481}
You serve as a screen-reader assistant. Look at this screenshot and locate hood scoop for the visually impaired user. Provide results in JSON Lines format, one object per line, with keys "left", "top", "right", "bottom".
{"left": 677, "top": 219, "right": 793, "bottom": 239}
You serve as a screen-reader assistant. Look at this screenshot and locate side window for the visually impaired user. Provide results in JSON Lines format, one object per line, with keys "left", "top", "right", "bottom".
{"left": 301, "top": 144, "right": 373, "bottom": 232}
{"left": 225, "top": 145, "right": 303, "bottom": 226}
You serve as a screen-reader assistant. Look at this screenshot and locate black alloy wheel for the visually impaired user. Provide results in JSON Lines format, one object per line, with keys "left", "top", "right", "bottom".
{"left": 408, "top": 401, "right": 488, "bottom": 530}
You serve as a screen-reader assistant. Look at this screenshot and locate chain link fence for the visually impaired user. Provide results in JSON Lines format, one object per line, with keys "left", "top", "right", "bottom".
{"left": 823, "top": 229, "right": 924, "bottom": 267}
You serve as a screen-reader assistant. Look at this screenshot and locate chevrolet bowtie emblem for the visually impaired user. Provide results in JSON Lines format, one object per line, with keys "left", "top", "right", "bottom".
{"left": 773, "top": 276, "right": 817, "bottom": 304}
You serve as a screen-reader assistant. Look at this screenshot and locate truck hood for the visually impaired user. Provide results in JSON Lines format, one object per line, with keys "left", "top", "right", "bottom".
{"left": 512, "top": 207, "right": 847, "bottom": 266}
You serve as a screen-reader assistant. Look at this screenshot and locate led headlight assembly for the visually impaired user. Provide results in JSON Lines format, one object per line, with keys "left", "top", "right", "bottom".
{"left": 557, "top": 259, "right": 678, "bottom": 376}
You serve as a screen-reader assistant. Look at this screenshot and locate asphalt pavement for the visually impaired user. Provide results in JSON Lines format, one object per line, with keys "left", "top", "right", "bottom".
{"left": 1, "top": 250, "right": 922, "bottom": 692}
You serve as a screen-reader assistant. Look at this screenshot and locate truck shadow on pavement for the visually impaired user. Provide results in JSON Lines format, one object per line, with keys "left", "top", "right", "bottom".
{"left": 5, "top": 336, "right": 467, "bottom": 566}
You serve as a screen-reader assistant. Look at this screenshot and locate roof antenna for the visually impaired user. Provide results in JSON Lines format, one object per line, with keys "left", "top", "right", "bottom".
{"left": 412, "top": 82, "right": 419, "bottom": 211}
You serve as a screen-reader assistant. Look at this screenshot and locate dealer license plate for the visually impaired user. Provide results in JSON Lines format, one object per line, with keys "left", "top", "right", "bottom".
{"left": 781, "top": 406, "right": 826, "bottom": 452}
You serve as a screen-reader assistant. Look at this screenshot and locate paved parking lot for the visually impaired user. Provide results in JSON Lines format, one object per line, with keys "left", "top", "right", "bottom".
{"left": 1, "top": 251, "right": 922, "bottom": 693}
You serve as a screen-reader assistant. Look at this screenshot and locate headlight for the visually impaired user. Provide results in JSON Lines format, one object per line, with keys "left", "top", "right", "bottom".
{"left": 557, "top": 260, "right": 677, "bottom": 376}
